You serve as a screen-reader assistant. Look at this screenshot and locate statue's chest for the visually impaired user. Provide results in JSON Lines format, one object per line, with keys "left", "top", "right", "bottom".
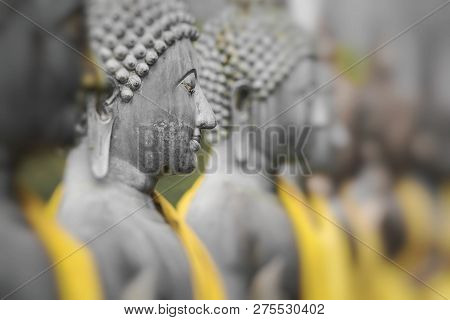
{"left": 128, "top": 211, "right": 193, "bottom": 290}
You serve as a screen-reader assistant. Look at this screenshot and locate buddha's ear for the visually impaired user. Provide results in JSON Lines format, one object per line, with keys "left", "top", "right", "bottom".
{"left": 230, "top": 80, "right": 253, "bottom": 127}
{"left": 230, "top": 81, "right": 253, "bottom": 163}
{"left": 86, "top": 78, "right": 119, "bottom": 180}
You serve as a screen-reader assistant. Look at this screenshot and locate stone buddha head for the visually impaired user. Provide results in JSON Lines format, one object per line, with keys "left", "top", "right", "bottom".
{"left": 0, "top": 0, "right": 85, "bottom": 157}
{"left": 84, "top": 0, "right": 216, "bottom": 184}
{"left": 196, "top": 3, "right": 315, "bottom": 172}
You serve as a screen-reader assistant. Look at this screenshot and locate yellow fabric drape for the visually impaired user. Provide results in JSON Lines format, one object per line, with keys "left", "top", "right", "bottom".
{"left": 395, "top": 177, "right": 434, "bottom": 270}
{"left": 421, "top": 182, "right": 450, "bottom": 300}
{"left": 20, "top": 188, "right": 103, "bottom": 300}
{"left": 160, "top": 177, "right": 226, "bottom": 300}
{"left": 277, "top": 178, "right": 354, "bottom": 299}
{"left": 437, "top": 183, "right": 450, "bottom": 260}
{"left": 340, "top": 183, "right": 418, "bottom": 299}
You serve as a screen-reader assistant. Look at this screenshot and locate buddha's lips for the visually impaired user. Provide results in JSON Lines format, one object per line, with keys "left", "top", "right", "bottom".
{"left": 190, "top": 135, "right": 201, "bottom": 153}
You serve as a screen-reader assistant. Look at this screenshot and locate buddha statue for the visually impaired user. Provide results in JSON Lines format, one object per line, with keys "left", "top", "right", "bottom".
{"left": 178, "top": 2, "right": 316, "bottom": 299}
{"left": 320, "top": 0, "right": 449, "bottom": 299}
{"left": 56, "top": 0, "right": 220, "bottom": 299}
{"left": 0, "top": 0, "right": 100, "bottom": 299}
{"left": 401, "top": 9, "right": 450, "bottom": 299}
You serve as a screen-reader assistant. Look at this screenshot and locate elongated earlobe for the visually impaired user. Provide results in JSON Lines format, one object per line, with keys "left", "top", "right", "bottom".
{"left": 231, "top": 81, "right": 252, "bottom": 126}
{"left": 86, "top": 89, "right": 117, "bottom": 180}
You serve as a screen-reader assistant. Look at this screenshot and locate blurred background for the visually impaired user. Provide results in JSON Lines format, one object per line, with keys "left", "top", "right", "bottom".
{"left": 6, "top": 0, "right": 450, "bottom": 299}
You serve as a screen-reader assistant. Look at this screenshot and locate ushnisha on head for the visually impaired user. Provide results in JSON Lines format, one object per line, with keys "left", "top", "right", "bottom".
{"left": 196, "top": 4, "right": 314, "bottom": 141}
{"left": 87, "top": 0, "right": 200, "bottom": 103}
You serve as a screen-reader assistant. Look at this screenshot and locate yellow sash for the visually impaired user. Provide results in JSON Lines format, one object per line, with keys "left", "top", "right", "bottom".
{"left": 437, "top": 183, "right": 450, "bottom": 259}
{"left": 421, "top": 182, "right": 450, "bottom": 300}
{"left": 395, "top": 177, "right": 434, "bottom": 269}
{"left": 20, "top": 187, "right": 103, "bottom": 300}
{"left": 165, "top": 176, "right": 226, "bottom": 300}
{"left": 277, "top": 178, "right": 354, "bottom": 299}
{"left": 340, "top": 183, "right": 418, "bottom": 299}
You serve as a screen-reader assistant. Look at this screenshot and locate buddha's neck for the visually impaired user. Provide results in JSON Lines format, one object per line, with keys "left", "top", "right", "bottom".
{"left": 107, "top": 156, "right": 159, "bottom": 195}
{"left": 212, "top": 139, "right": 277, "bottom": 192}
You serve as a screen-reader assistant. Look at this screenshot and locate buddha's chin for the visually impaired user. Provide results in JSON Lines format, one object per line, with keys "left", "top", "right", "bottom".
{"left": 183, "top": 152, "right": 198, "bottom": 173}
{"left": 171, "top": 152, "right": 197, "bottom": 175}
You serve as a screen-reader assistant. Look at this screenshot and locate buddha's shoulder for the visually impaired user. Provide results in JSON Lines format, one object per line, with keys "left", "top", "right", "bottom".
{"left": 200, "top": 173, "right": 272, "bottom": 195}
{"left": 191, "top": 173, "right": 282, "bottom": 214}
{"left": 59, "top": 184, "right": 158, "bottom": 230}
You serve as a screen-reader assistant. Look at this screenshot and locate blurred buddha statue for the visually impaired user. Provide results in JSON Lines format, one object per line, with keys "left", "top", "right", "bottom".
{"left": 407, "top": 8, "right": 450, "bottom": 299}
{"left": 184, "top": 0, "right": 228, "bottom": 24}
{"left": 178, "top": 1, "right": 316, "bottom": 299}
{"left": 0, "top": 0, "right": 103, "bottom": 299}
{"left": 185, "top": 0, "right": 288, "bottom": 25}
{"left": 56, "top": 0, "right": 221, "bottom": 299}
{"left": 320, "top": 0, "right": 450, "bottom": 299}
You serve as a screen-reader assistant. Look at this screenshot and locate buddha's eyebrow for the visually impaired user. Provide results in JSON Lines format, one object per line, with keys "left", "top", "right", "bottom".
{"left": 177, "top": 69, "right": 197, "bottom": 85}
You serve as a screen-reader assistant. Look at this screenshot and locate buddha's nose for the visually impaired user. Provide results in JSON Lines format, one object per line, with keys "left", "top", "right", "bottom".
{"left": 195, "top": 86, "right": 217, "bottom": 129}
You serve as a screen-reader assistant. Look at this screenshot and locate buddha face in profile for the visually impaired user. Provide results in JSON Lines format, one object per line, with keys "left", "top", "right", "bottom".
{"left": 86, "top": 0, "right": 216, "bottom": 180}
{"left": 197, "top": 6, "right": 314, "bottom": 168}
{"left": 109, "top": 40, "right": 216, "bottom": 175}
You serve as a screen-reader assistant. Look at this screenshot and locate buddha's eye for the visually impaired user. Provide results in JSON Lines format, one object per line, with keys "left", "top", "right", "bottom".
{"left": 181, "top": 74, "right": 196, "bottom": 96}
